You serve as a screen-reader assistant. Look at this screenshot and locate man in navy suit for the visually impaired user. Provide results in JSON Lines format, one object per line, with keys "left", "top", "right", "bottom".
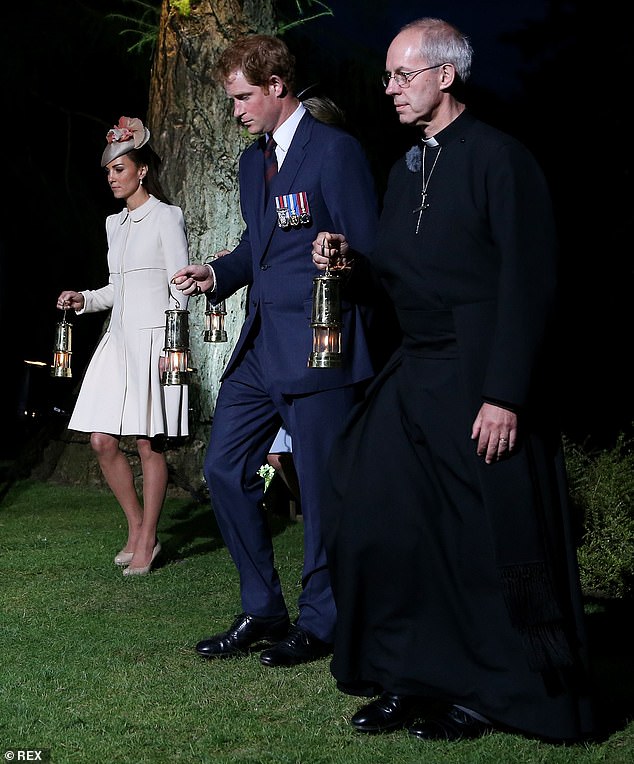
{"left": 172, "top": 34, "right": 380, "bottom": 666}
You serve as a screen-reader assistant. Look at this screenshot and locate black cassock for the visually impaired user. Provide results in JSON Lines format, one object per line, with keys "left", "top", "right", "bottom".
{"left": 322, "top": 112, "right": 595, "bottom": 742}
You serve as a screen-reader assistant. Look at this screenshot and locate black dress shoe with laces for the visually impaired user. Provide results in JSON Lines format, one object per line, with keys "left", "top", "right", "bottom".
{"left": 350, "top": 692, "right": 425, "bottom": 733}
{"left": 407, "top": 705, "right": 494, "bottom": 741}
{"left": 259, "top": 624, "right": 332, "bottom": 667}
{"left": 195, "top": 612, "right": 290, "bottom": 659}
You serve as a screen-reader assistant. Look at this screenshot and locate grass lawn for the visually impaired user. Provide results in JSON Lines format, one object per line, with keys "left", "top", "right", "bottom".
{"left": 0, "top": 479, "right": 632, "bottom": 763}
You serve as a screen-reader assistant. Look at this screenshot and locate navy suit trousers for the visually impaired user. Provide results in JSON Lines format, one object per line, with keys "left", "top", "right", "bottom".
{"left": 204, "top": 339, "right": 360, "bottom": 643}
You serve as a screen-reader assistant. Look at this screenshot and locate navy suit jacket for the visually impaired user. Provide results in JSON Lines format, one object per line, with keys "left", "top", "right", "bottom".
{"left": 211, "top": 110, "right": 380, "bottom": 395}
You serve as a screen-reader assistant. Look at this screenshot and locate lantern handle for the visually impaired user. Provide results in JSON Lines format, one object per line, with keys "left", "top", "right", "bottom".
{"left": 321, "top": 238, "right": 331, "bottom": 276}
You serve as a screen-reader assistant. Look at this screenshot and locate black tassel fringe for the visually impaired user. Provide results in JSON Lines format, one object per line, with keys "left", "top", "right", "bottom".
{"left": 501, "top": 562, "right": 575, "bottom": 672}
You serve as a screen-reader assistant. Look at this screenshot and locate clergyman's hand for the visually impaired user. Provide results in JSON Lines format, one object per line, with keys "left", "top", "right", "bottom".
{"left": 311, "top": 232, "right": 350, "bottom": 271}
{"left": 471, "top": 402, "right": 518, "bottom": 464}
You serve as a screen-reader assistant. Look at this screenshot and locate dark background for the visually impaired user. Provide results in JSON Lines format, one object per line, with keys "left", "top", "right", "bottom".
{"left": 1, "top": 0, "right": 630, "bottom": 456}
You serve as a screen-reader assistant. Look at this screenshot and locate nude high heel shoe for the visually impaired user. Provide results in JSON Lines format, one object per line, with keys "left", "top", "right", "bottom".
{"left": 122, "top": 541, "right": 161, "bottom": 577}
{"left": 114, "top": 549, "right": 134, "bottom": 566}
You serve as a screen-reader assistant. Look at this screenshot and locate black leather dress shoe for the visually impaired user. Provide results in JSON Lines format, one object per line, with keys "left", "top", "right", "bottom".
{"left": 195, "top": 612, "right": 290, "bottom": 659}
{"left": 408, "top": 705, "right": 494, "bottom": 741}
{"left": 350, "top": 692, "right": 424, "bottom": 733}
{"left": 259, "top": 624, "right": 332, "bottom": 667}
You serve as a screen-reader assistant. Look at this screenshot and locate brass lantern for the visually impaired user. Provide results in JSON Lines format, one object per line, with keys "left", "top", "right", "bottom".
{"left": 51, "top": 310, "right": 73, "bottom": 378}
{"left": 204, "top": 295, "right": 228, "bottom": 342}
{"left": 161, "top": 307, "right": 191, "bottom": 386}
{"left": 308, "top": 257, "right": 343, "bottom": 369}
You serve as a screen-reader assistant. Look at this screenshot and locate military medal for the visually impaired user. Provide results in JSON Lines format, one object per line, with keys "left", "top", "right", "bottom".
{"left": 275, "top": 196, "right": 290, "bottom": 228}
{"left": 288, "top": 193, "right": 300, "bottom": 227}
{"left": 298, "top": 191, "right": 311, "bottom": 224}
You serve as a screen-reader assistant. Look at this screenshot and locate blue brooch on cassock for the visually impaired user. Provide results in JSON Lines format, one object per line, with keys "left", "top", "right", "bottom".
{"left": 406, "top": 144, "right": 422, "bottom": 172}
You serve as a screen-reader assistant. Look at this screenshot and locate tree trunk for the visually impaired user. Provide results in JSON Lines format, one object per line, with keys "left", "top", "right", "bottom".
{"left": 145, "top": 0, "right": 277, "bottom": 493}
{"left": 148, "top": 0, "right": 277, "bottom": 417}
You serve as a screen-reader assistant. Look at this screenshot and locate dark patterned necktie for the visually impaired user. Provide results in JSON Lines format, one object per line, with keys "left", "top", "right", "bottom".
{"left": 263, "top": 136, "right": 277, "bottom": 201}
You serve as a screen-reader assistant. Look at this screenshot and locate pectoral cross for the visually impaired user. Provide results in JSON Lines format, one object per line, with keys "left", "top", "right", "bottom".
{"left": 413, "top": 144, "right": 442, "bottom": 235}
{"left": 413, "top": 192, "right": 429, "bottom": 234}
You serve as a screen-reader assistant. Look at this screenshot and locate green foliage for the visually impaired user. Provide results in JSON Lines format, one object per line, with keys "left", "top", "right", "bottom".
{"left": 171, "top": 0, "right": 191, "bottom": 15}
{"left": 565, "top": 432, "right": 634, "bottom": 599}
{"left": 277, "top": 1, "right": 334, "bottom": 34}
{"left": 105, "top": 0, "right": 334, "bottom": 56}
{"left": 107, "top": 0, "right": 162, "bottom": 56}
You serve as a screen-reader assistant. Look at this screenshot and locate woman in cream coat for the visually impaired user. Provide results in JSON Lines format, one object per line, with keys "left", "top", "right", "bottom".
{"left": 57, "top": 116, "right": 189, "bottom": 576}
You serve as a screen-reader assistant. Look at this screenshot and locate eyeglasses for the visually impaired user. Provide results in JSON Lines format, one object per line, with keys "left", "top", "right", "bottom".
{"left": 381, "top": 64, "right": 443, "bottom": 88}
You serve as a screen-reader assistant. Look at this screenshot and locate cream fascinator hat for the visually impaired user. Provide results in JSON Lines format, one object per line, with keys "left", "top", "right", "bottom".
{"left": 100, "top": 116, "right": 151, "bottom": 167}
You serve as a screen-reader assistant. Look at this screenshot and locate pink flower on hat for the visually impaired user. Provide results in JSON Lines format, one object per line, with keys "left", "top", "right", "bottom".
{"left": 100, "top": 115, "right": 150, "bottom": 167}
{"left": 106, "top": 116, "right": 147, "bottom": 147}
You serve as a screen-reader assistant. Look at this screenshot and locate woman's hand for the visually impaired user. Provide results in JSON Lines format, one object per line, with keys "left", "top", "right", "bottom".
{"left": 56, "top": 290, "right": 85, "bottom": 311}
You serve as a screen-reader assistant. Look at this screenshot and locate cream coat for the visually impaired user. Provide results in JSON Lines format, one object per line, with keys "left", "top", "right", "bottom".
{"left": 68, "top": 195, "right": 189, "bottom": 437}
